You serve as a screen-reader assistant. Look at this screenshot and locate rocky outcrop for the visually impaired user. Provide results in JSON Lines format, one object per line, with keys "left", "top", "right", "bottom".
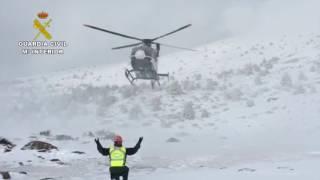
{"left": 166, "top": 137, "right": 180, "bottom": 143}
{"left": 50, "top": 159, "right": 66, "bottom": 165}
{"left": 39, "top": 130, "right": 51, "bottom": 137}
{"left": 0, "top": 138, "right": 15, "bottom": 152}
{"left": 72, "top": 151, "right": 85, "bottom": 155}
{"left": 0, "top": 171, "right": 11, "bottom": 179}
{"left": 21, "top": 141, "right": 58, "bottom": 152}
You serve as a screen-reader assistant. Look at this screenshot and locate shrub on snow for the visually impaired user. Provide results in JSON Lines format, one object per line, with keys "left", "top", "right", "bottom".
{"left": 167, "top": 81, "right": 184, "bottom": 95}
{"left": 182, "top": 78, "right": 198, "bottom": 91}
{"left": 119, "top": 104, "right": 128, "bottom": 113}
{"left": 201, "top": 109, "right": 210, "bottom": 118}
{"left": 298, "top": 72, "right": 308, "bottom": 81}
{"left": 224, "top": 88, "right": 243, "bottom": 101}
{"left": 281, "top": 73, "right": 293, "bottom": 87}
{"left": 206, "top": 78, "right": 218, "bottom": 90}
{"left": 182, "top": 102, "right": 195, "bottom": 120}
{"left": 293, "top": 85, "right": 306, "bottom": 95}
{"left": 150, "top": 96, "right": 162, "bottom": 111}
{"left": 129, "top": 104, "right": 143, "bottom": 119}
{"left": 254, "top": 75, "right": 263, "bottom": 85}
{"left": 119, "top": 85, "right": 137, "bottom": 98}
{"left": 246, "top": 99, "right": 255, "bottom": 107}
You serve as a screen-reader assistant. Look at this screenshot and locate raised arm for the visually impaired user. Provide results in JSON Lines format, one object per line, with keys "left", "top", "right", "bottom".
{"left": 95, "top": 138, "right": 109, "bottom": 156}
{"left": 126, "top": 137, "right": 143, "bottom": 156}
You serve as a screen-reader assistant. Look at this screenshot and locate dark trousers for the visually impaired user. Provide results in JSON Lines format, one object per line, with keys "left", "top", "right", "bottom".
{"left": 109, "top": 166, "right": 129, "bottom": 180}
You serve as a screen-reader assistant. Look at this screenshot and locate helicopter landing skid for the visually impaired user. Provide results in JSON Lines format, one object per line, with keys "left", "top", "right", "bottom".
{"left": 125, "top": 69, "right": 136, "bottom": 85}
{"left": 125, "top": 69, "right": 169, "bottom": 88}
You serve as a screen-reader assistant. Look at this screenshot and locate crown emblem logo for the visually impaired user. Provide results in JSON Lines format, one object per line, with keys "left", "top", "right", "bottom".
{"left": 37, "top": 11, "right": 49, "bottom": 19}
{"left": 33, "top": 11, "right": 52, "bottom": 40}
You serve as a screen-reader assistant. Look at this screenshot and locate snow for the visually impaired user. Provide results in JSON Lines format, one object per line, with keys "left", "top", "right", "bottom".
{"left": 1, "top": 33, "right": 320, "bottom": 179}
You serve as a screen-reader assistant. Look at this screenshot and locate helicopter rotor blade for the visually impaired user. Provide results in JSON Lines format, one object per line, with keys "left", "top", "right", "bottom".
{"left": 83, "top": 24, "right": 143, "bottom": 41}
{"left": 155, "top": 42, "right": 197, "bottom": 52}
{"left": 152, "top": 24, "right": 192, "bottom": 41}
{"left": 112, "top": 42, "right": 142, "bottom": 50}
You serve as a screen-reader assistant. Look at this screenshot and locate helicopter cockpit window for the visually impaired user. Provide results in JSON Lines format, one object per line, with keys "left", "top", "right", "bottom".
{"left": 134, "top": 50, "right": 146, "bottom": 60}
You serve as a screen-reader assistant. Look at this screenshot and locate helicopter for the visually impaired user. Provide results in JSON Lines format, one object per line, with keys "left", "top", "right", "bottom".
{"left": 83, "top": 23, "right": 194, "bottom": 88}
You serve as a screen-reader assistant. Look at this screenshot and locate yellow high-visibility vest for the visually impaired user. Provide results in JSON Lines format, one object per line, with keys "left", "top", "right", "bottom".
{"left": 109, "top": 146, "right": 126, "bottom": 167}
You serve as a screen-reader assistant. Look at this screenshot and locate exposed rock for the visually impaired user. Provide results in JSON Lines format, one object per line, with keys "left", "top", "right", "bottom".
{"left": 72, "top": 151, "right": 85, "bottom": 155}
{"left": 166, "top": 137, "right": 180, "bottom": 143}
{"left": 50, "top": 158, "right": 60, "bottom": 162}
{"left": 0, "top": 138, "right": 13, "bottom": 146}
{"left": 0, "top": 138, "right": 16, "bottom": 152}
{"left": 21, "top": 141, "right": 58, "bottom": 152}
{"left": 56, "top": 161, "right": 66, "bottom": 165}
{"left": 37, "top": 156, "right": 45, "bottom": 159}
{"left": 0, "top": 171, "right": 11, "bottom": 179}
{"left": 40, "top": 130, "right": 51, "bottom": 136}
{"left": 49, "top": 158, "right": 66, "bottom": 165}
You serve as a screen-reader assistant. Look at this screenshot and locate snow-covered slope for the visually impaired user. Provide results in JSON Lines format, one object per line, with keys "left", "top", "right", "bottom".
{"left": 1, "top": 33, "right": 320, "bottom": 179}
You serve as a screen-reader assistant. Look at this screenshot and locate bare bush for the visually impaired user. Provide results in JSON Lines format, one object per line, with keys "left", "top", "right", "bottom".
{"left": 201, "top": 109, "right": 210, "bottom": 118}
{"left": 167, "top": 81, "right": 184, "bottom": 95}
{"left": 224, "top": 88, "right": 243, "bottom": 101}
{"left": 182, "top": 102, "right": 195, "bottom": 120}
{"left": 260, "top": 57, "right": 279, "bottom": 70}
{"left": 246, "top": 99, "right": 255, "bottom": 107}
{"left": 119, "top": 104, "right": 128, "bottom": 113}
{"left": 238, "top": 63, "right": 260, "bottom": 76}
{"left": 194, "top": 74, "right": 202, "bottom": 80}
{"left": 293, "top": 85, "right": 306, "bottom": 95}
{"left": 281, "top": 73, "right": 293, "bottom": 87}
{"left": 99, "top": 95, "right": 118, "bottom": 108}
{"left": 206, "top": 79, "right": 218, "bottom": 90}
{"left": 150, "top": 96, "right": 162, "bottom": 111}
{"left": 298, "top": 72, "right": 308, "bottom": 81}
{"left": 254, "top": 75, "right": 263, "bottom": 85}
{"left": 119, "top": 86, "right": 137, "bottom": 98}
{"left": 216, "top": 70, "right": 234, "bottom": 80}
{"left": 182, "top": 78, "right": 198, "bottom": 91}
{"left": 129, "top": 104, "right": 143, "bottom": 119}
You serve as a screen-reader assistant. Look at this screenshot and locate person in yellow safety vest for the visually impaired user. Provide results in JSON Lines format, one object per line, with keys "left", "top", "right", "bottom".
{"left": 95, "top": 135, "right": 143, "bottom": 180}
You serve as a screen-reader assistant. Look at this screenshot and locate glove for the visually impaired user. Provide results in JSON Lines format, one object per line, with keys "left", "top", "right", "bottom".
{"left": 138, "top": 137, "right": 143, "bottom": 144}
{"left": 94, "top": 138, "right": 100, "bottom": 144}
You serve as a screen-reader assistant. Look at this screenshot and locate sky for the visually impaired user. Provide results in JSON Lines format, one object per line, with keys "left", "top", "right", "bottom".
{"left": 0, "top": 0, "right": 320, "bottom": 81}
